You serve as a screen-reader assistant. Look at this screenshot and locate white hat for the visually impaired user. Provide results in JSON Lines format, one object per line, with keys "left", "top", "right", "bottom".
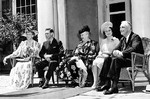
{"left": 22, "top": 30, "right": 38, "bottom": 37}
{"left": 101, "top": 21, "right": 113, "bottom": 34}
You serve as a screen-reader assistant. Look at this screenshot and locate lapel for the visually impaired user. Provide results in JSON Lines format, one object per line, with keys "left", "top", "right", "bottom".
{"left": 126, "top": 32, "right": 133, "bottom": 47}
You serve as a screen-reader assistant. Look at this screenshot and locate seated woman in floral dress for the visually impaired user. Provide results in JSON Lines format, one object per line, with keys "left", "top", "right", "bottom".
{"left": 3, "top": 30, "right": 40, "bottom": 90}
{"left": 66, "top": 25, "right": 99, "bottom": 87}
{"left": 91, "top": 22, "right": 120, "bottom": 89}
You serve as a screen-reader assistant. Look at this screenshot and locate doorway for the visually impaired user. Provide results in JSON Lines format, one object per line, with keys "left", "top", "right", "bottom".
{"left": 106, "top": 0, "right": 131, "bottom": 39}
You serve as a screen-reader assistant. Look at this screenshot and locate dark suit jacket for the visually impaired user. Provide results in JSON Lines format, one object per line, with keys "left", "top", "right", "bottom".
{"left": 114, "top": 32, "right": 144, "bottom": 59}
{"left": 39, "top": 38, "right": 64, "bottom": 61}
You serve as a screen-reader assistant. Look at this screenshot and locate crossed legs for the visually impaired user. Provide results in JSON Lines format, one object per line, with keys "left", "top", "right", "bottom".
{"left": 91, "top": 57, "right": 104, "bottom": 88}
{"left": 36, "top": 60, "right": 58, "bottom": 89}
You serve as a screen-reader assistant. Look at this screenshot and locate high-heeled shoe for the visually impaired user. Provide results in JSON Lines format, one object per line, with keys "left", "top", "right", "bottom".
{"left": 104, "top": 87, "right": 118, "bottom": 95}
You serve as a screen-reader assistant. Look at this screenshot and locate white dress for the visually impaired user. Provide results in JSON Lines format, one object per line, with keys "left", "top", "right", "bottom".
{"left": 8, "top": 40, "right": 40, "bottom": 90}
{"left": 93, "top": 37, "right": 119, "bottom": 70}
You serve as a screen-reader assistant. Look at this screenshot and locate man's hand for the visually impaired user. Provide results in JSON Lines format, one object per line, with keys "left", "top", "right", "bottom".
{"left": 113, "top": 50, "right": 123, "bottom": 57}
{"left": 44, "top": 54, "right": 52, "bottom": 62}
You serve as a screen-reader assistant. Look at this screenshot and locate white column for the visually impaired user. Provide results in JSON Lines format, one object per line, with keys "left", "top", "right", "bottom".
{"left": 97, "top": 0, "right": 105, "bottom": 44}
{"left": 37, "top": 0, "right": 54, "bottom": 45}
{"left": 12, "top": 0, "right": 16, "bottom": 15}
{"left": 52, "top": 0, "right": 59, "bottom": 40}
{"left": 57, "top": 0, "right": 67, "bottom": 49}
{"left": 131, "top": 0, "right": 150, "bottom": 38}
{"left": 0, "top": 0, "right": 2, "bottom": 23}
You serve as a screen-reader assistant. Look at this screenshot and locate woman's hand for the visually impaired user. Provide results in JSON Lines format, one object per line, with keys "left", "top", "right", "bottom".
{"left": 3, "top": 57, "right": 8, "bottom": 65}
{"left": 96, "top": 53, "right": 109, "bottom": 58}
{"left": 24, "top": 57, "right": 30, "bottom": 61}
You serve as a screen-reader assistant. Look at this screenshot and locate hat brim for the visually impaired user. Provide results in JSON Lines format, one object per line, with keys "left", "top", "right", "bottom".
{"left": 22, "top": 30, "right": 38, "bottom": 37}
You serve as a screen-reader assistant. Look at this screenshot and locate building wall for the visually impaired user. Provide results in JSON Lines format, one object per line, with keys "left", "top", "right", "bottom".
{"left": 66, "top": 0, "right": 99, "bottom": 49}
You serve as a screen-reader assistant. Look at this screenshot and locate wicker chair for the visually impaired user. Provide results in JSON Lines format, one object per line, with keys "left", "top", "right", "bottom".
{"left": 119, "top": 37, "right": 150, "bottom": 91}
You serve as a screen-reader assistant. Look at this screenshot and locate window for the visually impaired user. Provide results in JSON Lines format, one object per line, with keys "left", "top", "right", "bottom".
{"left": 16, "top": 0, "right": 37, "bottom": 19}
{"left": 106, "top": 0, "right": 131, "bottom": 39}
{"left": 109, "top": 2, "right": 125, "bottom": 12}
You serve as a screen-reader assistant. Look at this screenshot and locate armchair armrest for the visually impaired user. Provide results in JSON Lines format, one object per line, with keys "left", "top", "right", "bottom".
{"left": 131, "top": 52, "right": 148, "bottom": 70}
{"left": 131, "top": 52, "right": 144, "bottom": 57}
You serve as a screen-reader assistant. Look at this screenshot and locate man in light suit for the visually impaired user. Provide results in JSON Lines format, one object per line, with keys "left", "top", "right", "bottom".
{"left": 35, "top": 28, "right": 64, "bottom": 89}
{"left": 96, "top": 21, "right": 144, "bottom": 94}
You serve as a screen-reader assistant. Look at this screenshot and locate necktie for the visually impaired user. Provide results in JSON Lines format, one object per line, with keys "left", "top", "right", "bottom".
{"left": 123, "top": 38, "right": 126, "bottom": 50}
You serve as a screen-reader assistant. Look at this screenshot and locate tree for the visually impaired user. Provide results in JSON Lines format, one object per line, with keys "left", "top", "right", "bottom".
{"left": 0, "top": 9, "right": 37, "bottom": 50}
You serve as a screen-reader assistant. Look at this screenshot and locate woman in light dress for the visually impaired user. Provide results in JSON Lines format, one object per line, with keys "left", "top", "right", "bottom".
{"left": 91, "top": 22, "right": 120, "bottom": 88}
{"left": 3, "top": 30, "right": 40, "bottom": 90}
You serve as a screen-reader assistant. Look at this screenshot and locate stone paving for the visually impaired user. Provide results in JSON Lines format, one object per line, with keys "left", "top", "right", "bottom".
{"left": 0, "top": 72, "right": 150, "bottom": 99}
{"left": 67, "top": 72, "right": 150, "bottom": 99}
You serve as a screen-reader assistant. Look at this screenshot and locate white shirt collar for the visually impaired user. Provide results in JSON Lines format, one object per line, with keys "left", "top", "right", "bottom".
{"left": 126, "top": 33, "right": 131, "bottom": 43}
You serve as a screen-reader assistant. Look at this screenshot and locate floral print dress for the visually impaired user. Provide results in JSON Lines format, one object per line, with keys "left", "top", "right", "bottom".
{"left": 9, "top": 40, "right": 40, "bottom": 90}
{"left": 58, "top": 40, "right": 99, "bottom": 83}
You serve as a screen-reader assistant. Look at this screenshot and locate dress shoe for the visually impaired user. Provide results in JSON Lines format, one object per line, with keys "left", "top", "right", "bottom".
{"left": 39, "top": 81, "right": 44, "bottom": 87}
{"left": 42, "top": 84, "right": 49, "bottom": 89}
{"left": 96, "top": 80, "right": 111, "bottom": 91}
{"left": 96, "top": 84, "right": 110, "bottom": 91}
{"left": 70, "top": 81, "right": 78, "bottom": 87}
{"left": 42, "top": 79, "right": 49, "bottom": 89}
{"left": 104, "top": 87, "right": 118, "bottom": 95}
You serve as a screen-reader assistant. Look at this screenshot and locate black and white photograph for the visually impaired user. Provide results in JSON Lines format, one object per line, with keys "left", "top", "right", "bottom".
{"left": 0, "top": 0, "right": 150, "bottom": 99}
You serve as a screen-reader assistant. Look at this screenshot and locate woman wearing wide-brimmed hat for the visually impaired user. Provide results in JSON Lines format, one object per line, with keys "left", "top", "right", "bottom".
{"left": 67, "top": 25, "right": 99, "bottom": 87}
{"left": 91, "top": 22, "right": 120, "bottom": 89}
{"left": 3, "top": 29, "right": 40, "bottom": 90}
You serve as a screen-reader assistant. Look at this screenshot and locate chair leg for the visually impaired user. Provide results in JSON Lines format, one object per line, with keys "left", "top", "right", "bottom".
{"left": 52, "top": 72, "right": 55, "bottom": 85}
{"left": 131, "top": 72, "right": 135, "bottom": 92}
{"left": 66, "top": 81, "right": 68, "bottom": 85}
{"left": 129, "top": 81, "right": 132, "bottom": 90}
{"left": 57, "top": 73, "right": 59, "bottom": 85}
{"left": 121, "top": 82, "right": 125, "bottom": 87}
{"left": 143, "top": 71, "right": 150, "bottom": 84}
{"left": 31, "top": 72, "right": 34, "bottom": 87}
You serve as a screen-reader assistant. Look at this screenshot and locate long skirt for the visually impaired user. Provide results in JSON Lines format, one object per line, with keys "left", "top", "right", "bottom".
{"left": 9, "top": 61, "right": 32, "bottom": 90}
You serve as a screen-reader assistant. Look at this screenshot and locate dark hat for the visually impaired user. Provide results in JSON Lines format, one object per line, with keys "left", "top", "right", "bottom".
{"left": 45, "top": 28, "right": 54, "bottom": 33}
{"left": 79, "top": 25, "right": 90, "bottom": 35}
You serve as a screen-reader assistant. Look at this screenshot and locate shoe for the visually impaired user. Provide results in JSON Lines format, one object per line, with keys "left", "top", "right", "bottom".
{"left": 79, "top": 82, "right": 85, "bottom": 88}
{"left": 91, "top": 84, "right": 97, "bottom": 89}
{"left": 42, "top": 79, "right": 49, "bottom": 89}
{"left": 96, "top": 84, "right": 110, "bottom": 91}
{"left": 96, "top": 80, "right": 111, "bottom": 91}
{"left": 70, "top": 81, "right": 78, "bottom": 87}
{"left": 39, "top": 81, "right": 44, "bottom": 87}
{"left": 104, "top": 87, "right": 118, "bottom": 95}
{"left": 42, "top": 84, "right": 49, "bottom": 89}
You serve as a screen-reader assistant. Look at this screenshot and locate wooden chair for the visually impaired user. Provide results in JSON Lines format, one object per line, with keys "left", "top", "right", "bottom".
{"left": 119, "top": 37, "right": 150, "bottom": 91}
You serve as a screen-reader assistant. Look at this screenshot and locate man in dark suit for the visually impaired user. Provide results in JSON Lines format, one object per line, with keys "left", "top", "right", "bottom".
{"left": 96, "top": 21, "right": 144, "bottom": 94}
{"left": 35, "top": 28, "right": 64, "bottom": 89}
